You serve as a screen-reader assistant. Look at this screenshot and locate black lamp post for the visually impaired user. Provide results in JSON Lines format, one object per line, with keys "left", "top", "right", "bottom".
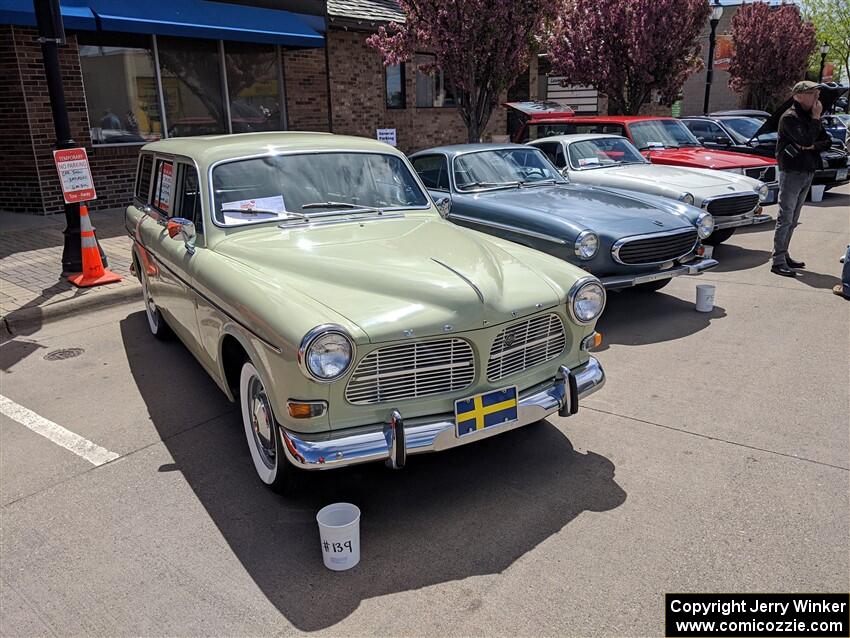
{"left": 703, "top": 0, "right": 724, "bottom": 115}
{"left": 818, "top": 42, "right": 830, "bottom": 83}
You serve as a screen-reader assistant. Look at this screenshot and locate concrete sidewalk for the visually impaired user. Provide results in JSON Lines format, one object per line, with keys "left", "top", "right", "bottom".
{"left": 0, "top": 208, "right": 139, "bottom": 333}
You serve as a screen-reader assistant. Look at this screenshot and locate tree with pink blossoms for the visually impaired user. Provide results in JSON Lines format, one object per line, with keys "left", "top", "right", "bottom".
{"left": 727, "top": 3, "right": 817, "bottom": 110}
{"left": 367, "top": 1, "right": 554, "bottom": 143}
{"left": 547, "top": 0, "right": 710, "bottom": 115}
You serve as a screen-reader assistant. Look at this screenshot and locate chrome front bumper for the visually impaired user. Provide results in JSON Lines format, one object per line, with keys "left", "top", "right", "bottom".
{"left": 600, "top": 256, "right": 718, "bottom": 290}
{"left": 279, "top": 356, "right": 605, "bottom": 471}
{"left": 713, "top": 211, "right": 773, "bottom": 230}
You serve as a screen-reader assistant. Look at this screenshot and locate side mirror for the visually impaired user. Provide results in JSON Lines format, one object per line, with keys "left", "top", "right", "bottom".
{"left": 167, "top": 217, "right": 196, "bottom": 254}
{"left": 560, "top": 168, "right": 570, "bottom": 182}
{"left": 434, "top": 196, "right": 451, "bottom": 218}
{"left": 715, "top": 136, "right": 731, "bottom": 145}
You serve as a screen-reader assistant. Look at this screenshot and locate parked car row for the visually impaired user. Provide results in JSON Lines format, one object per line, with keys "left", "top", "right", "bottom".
{"left": 125, "top": 124, "right": 783, "bottom": 493}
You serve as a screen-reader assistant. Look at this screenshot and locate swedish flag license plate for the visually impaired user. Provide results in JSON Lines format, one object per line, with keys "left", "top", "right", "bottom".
{"left": 455, "top": 386, "right": 518, "bottom": 437}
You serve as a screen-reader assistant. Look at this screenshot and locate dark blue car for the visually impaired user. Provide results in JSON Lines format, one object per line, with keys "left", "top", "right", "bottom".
{"left": 410, "top": 144, "right": 718, "bottom": 292}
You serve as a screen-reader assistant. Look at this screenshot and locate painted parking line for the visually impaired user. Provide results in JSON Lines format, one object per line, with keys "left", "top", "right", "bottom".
{"left": 0, "top": 395, "right": 119, "bottom": 466}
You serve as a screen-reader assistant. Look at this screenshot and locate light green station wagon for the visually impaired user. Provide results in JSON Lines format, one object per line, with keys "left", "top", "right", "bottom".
{"left": 126, "top": 132, "right": 606, "bottom": 491}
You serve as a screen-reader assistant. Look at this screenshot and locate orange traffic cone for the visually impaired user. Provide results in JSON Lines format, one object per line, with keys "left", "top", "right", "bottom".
{"left": 67, "top": 204, "right": 122, "bottom": 287}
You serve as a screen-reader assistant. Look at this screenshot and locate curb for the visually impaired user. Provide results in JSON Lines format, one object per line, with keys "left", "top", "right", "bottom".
{"left": 2, "top": 283, "right": 141, "bottom": 334}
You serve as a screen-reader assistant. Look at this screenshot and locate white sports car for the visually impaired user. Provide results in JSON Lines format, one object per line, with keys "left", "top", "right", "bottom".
{"left": 529, "top": 134, "right": 773, "bottom": 245}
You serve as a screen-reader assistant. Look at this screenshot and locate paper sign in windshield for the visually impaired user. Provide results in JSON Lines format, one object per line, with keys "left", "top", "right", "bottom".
{"left": 53, "top": 148, "right": 97, "bottom": 203}
{"left": 221, "top": 195, "right": 288, "bottom": 225}
{"left": 578, "top": 158, "right": 601, "bottom": 166}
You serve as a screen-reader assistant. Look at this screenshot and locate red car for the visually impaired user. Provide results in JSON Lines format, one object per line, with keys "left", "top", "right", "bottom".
{"left": 507, "top": 104, "right": 778, "bottom": 204}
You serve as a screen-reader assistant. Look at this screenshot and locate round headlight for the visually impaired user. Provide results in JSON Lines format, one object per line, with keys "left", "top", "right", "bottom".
{"left": 568, "top": 278, "right": 606, "bottom": 325}
{"left": 696, "top": 211, "right": 715, "bottom": 239}
{"left": 574, "top": 230, "right": 599, "bottom": 260}
{"left": 301, "top": 328, "right": 354, "bottom": 381}
{"left": 679, "top": 192, "right": 695, "bottom": 205}
{"left": 757, "top": 184, "right": 769, "bottom": 202}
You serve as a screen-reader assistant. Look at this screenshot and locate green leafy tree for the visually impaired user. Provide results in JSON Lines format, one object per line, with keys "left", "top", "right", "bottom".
{"left": 803, "top": 0, "right": 850, "bottom": 83}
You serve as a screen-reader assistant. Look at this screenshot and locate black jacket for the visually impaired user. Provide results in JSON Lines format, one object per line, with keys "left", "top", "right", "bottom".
{"left": 776, "top": 101, "right": 831, "bottom": 172}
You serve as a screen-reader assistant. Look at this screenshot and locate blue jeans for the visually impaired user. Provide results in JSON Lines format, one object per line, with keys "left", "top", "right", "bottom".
{"left": 773, "top": 171, "right": 814, "bottom": 266}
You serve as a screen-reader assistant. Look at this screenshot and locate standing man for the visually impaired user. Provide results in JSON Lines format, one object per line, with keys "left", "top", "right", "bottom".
{"left": 771, "top": 81, "right": 832, "bottom": 277}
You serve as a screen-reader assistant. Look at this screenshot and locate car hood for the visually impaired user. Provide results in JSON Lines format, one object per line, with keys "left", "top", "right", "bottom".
{"left": 575, "top": 164, "right": 752, "bottom": 193}
{"left": 214, "top": 216, "right": 564, "bottom": 343}
{"left": 464, "top": 184, "right": 695, "bottom": 236}
{"left": 644, "top": 147, "right": 776, "bottom": 169}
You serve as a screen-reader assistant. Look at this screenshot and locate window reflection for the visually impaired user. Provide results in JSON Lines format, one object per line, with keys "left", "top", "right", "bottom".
{"left": 225, "top": 42, "right": 283, "bottom": 132}
{"left": 78, "top": 32, "right": 162, "bottom": 144}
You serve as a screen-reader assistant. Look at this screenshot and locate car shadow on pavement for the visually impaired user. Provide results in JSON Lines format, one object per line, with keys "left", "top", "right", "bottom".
{"left": 119, "top": 311, "right": 627, "bottom": 631}
{"left": 708, "top": 243, "right": 772, "bottom": 272}
{"left": 595, "top": 289, "right": 726, "bottom": 351}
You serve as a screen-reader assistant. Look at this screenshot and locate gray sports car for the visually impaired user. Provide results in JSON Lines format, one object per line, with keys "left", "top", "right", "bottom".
{"left": 409, "top": 144, "right": 719, "bottom": 291}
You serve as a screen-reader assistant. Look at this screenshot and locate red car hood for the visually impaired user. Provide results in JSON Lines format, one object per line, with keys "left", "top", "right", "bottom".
{"left": 643, "top": 147, "right": 776, "bottom": 169}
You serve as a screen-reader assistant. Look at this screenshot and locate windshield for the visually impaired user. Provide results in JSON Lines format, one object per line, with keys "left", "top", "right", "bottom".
{"left": 629, "top": 119, "right": 701, "bottom": 150}
{"left": 568, "top": 137, "right": 647, "bottom": 169}
{"left": 721, "top": 117, "right": 776, "bottom": 143}
{"left": 453, "top": 148, "right": 563, "bottom": 191}
{"left": 211, "top": 152, "right": 428, "bottom": 226}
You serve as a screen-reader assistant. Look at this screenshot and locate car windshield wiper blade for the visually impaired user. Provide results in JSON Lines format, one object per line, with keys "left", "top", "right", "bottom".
{"left": 460, "top": 180, "right": 521, "bottom": 189}
{"left": 301, "top": 201, "right": 362, "bottom": 210}
{"left": 519, "top": 178, "right": 558, "bottom": 187}
{"left": 220, "top": 207, "right": 307, "bottom": 220}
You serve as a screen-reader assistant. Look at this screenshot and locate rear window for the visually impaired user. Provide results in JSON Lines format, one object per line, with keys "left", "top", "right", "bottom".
{"left": 136, "top": 154, "right": 153, "bottom": 201}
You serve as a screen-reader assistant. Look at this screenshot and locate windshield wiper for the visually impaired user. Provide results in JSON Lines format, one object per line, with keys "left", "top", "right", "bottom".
{"left": 461, "top": 180, "right": 520, "bottom": 189}
{"left": 220, "top": 207, "right": 307, "bottom": 220}
{"left": 301, "top": 201, "right": 363, "bottom": 210}
{"left": 519, "top": 179, "right": 558, "bottom": 187}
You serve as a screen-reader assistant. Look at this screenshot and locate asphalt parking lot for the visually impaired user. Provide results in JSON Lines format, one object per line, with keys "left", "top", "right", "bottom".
{"left": 1, "top": 184, "right": 848, "bottom": 637}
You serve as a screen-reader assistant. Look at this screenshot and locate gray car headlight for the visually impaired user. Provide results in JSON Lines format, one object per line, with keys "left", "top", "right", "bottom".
{"left": 696, "top": 212, "right": 715, "bottom": 239}
{"left": 568, "top": 278, "right": 606, "bottom": 325}
{"left": 300, "top": 327, "right": 354, "bottom": 382}
{"left": 574, "top": 230, "right": 599, "bottom": 260}
{"left": 757, "top": 184, "right": 769, "bottom": 202}
{"left": 678, "top": 192, "right": 695, "bottom": 205}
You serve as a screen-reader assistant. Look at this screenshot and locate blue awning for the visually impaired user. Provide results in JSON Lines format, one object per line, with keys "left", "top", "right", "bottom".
{"left": 0, "top": 0, "right": 97, "bottom": 30}
{"left": 0, "top": 0, "right": 325, "bottom": 47}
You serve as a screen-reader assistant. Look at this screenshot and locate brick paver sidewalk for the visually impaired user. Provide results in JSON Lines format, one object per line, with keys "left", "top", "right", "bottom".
{"left": 1, "top": 208, "right": 139, "bottom": 331}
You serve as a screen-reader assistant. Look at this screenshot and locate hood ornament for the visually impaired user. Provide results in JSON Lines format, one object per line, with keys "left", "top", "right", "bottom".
{"left": 652, "top": 219, "right": 664, "bottom": 226}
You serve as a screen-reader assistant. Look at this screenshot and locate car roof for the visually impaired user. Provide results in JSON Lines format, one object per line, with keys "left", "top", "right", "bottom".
{"left": 531, "top": 133, "right": 626, "bottom": 144}
{"left": 410, "top": 143, "right": 532, "bottom": 158}
{"left": 141, "top": 132, "right": 404, "bottom": 167}
{"left": 710, "top": 109, "right": 770, "bottom": 117}
{"left": 564, "top": 115, "right": 676, "bottom": 124}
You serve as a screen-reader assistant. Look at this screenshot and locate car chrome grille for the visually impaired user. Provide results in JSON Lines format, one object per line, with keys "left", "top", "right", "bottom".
{"left": 614, "top": 229, "right": 698, "bottom": 265}
{"left": 705, "top": 194, "right": 760, "bottom": 216}
{"left": 744, "top": 166, "right": 776, "bottom": 182}
{"left": 345, "top": 338, "right": 475, "bottom": 405}
{"left": 487, "top": 314, "right": 566, "bottom": 382}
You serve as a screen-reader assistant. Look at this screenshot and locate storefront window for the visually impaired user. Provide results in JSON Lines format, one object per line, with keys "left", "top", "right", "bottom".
{"left": 385, "top": 64, "right": 405, "bottom": 109}
{"left": 415, "top": 54, "right": 455, "bottom": 108}
{"left": 78, "top": 32, "right": 162, "bottom": 145}
{"left": 157, "top": 36, "right": 226, "bottom": 137}
{"left": 225, "top": 42, "right": 283, "bottom": 132}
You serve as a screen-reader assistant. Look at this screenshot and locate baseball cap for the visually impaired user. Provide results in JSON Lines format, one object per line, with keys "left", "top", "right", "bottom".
{"left": 792, "top": 81, "right": 822, "bottom": 94}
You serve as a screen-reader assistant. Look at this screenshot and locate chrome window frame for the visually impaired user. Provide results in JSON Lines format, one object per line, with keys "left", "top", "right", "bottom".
{"left": 206, "top": 149, "right": 433, "bottom": 230}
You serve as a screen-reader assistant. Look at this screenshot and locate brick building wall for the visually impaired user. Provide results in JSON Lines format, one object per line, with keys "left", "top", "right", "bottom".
{"left": 282, "top": 47, "right": 331, "bottom": 132}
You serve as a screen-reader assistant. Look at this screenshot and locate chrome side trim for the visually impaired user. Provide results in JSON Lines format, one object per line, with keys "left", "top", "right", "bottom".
{"left": 431, "top": 258, "right": 485, "bottom": 302}
{"left": 611, "top": 226, "right": 698, "bottom": 266}
{"left": 447, "top": 213, "right": 568, "bottom": 245}
{"left": 279, "top": 357, "right": 605, "bottom": 471}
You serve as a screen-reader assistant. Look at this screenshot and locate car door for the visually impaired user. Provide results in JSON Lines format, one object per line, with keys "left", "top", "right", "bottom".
{"left": 135, "top": 155, "right": 200, "bottom": 345}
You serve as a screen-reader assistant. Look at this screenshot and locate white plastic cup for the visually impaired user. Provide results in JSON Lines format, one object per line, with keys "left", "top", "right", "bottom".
{"left": 696, "top": 284, "right": 715, "bottom": 312}
{"left": 702, "top": 244, "right": 714, "bottom": 259}
{"left": 810, "top": 185, "right": 825, "bottom": 202}
{"left": 316, "top": 503, "right": 361, "bottom": 571}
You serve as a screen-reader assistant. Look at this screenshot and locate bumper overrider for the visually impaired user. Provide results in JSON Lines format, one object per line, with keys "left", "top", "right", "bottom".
{"left": 280, "top": 356, "right": 605, "bottom": 471}
{"left": 600, "top": 255, "right": 718, "bottom": 290}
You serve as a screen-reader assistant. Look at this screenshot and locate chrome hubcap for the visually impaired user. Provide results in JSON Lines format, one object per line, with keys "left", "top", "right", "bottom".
{"left": 142, "top": 274, "right": 158, "bottom": 328}
{"left": 248, "top": 376, "right": 275, "bottom": 468}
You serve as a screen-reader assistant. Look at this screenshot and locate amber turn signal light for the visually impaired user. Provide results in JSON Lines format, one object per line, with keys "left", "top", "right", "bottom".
{"left": 286, "top": 400, "right": 327, "bottom": 419}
